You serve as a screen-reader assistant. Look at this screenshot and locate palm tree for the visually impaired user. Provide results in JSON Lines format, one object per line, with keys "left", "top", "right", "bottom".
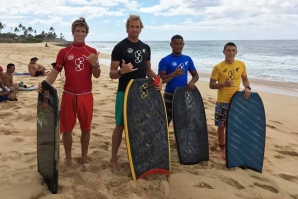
{"left": 14, "top": 27, "right": 19, "bottom": 35}
{"left": 22, "top": 26, "right": 26, "bottom": 35}
{"left": 18, "top": 23, "right": 23, "bottom": 34}
{"left": 49, "top": 26, "right": 54, "bottom": 33}
{"left": 0, "top": 22, "right": 6, "bottom": 34}
{"left": 34, "top": 30, "right": 37, "bottom": 36}
{"left": 27, "top": 27, "right": 33, "bottom": 34}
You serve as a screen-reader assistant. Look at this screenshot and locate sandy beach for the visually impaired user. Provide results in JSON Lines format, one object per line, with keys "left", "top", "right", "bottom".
{"left": 0, "top": 42, "right": 297, "bottom": 199}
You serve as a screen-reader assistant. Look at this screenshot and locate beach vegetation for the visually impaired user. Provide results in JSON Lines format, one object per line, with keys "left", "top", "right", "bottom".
{"left": 0, "top": 22, "right": 67, "bottom": 43}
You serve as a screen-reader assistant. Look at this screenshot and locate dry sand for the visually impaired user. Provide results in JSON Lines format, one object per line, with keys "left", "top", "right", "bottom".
{"left": 0, "top": 42, "right": 297, "bottom": 199}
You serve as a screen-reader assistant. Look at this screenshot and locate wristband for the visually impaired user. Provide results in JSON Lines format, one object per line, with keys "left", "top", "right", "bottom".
{"left": 245, "top": 86, "right": 251, "bottom": 90}
{"left": 118, "top": 69, "right": 123, "bottom": 76}
{"left": 91, "top": 63, "right": 100, "bottom": 69}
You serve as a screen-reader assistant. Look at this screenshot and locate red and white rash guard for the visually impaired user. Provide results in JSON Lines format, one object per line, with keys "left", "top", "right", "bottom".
{"left": 54, "top": 42, "right": 97, "bottom": 95}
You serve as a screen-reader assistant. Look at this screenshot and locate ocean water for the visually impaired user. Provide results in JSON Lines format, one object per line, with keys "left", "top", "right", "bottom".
{"left": 87, "top": 40, "right": 298, "bottom": 85}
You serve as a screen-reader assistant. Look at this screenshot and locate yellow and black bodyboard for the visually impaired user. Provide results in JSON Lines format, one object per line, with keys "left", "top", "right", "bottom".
{"left": 124, "top": 78, "right": 171, "bottom": 180}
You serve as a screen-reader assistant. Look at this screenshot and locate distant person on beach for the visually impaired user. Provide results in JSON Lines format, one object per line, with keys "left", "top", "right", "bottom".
{"left": 28, "top": 57, "right": 48, "bottom": 77}
{"left": 158, "top": 34, "right": 199, "bottom": 125}
{"left": 109, "top": 14, "right": 162, "bottom": 171}
{"left": 209, "top": 42, "right": 251, "bottom": 160}
{"left": 45, "top": 43, "right": 49, "bottom": 47}
{"left": 0, "top": 66, "right": 17, "bottom": 102}
{"left": 37, "top": 17, "right": 101, "bottom": 165}
{"left": 1, "top": 63, "right": 19, "bottom": 93}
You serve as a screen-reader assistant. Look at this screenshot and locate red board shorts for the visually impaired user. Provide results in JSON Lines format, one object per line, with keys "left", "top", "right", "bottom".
{"left": 60, "top": 92, "right": 93, "bottom": 133}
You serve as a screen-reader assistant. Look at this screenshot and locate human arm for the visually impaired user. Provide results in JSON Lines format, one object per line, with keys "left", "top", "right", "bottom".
{"left": 28, "top": 64, "right": 36, "bottom": 77}
{"left": 187, "top": 70, "right": 199, "bottom": 91}
{"left": 146, "top": 61, "right": 162, "bottom": 90}
{"left": 0, "top": 79, "right": 9, "bottom": 95}
{"left": 209, "top": 78, "right": 233, "bottom": 89}
{"left": 241, "top": 75, "right": 251, "bottom": 99}
{"left": 83, "top": 52, "right": 101, "bottom": 78}
{"left": 158, "top": 68, "right": 184, "bottom": 84}
{"left": 109, "top": 60, "right": 138, "bottom": 79}
{"left": 37, "top": 69, "right": 59, "bottom": 93}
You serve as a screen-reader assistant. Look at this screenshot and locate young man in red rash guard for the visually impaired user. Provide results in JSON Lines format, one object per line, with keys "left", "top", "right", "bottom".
{"left": 37, "top": 17, "right": 101, "bottom": 165}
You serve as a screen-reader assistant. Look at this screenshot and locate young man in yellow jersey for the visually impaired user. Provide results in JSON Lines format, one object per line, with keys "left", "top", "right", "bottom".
{"left": 209, "top": 42, "right": 251, "bottom": 160}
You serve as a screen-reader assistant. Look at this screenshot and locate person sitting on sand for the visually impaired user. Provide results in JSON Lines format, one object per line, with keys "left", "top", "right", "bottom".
{"left": 1, "top": 63, "right": 19, "bottom": 93}
{"left": 0, "top": 66, "right": 17, "bottom": 102}
{"left": 28, "top": 57, "right": 48, "bottom": 77}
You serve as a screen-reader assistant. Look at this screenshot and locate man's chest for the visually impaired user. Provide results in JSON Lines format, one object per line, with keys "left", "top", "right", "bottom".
{"left": 64, "top": 49, "right": 90, "bottom": 72}
{"left": 122, "top": 46, "right": 149, "bottom": 64}
{"left": 219, "top": 65, "right": 242, "bottom": 79}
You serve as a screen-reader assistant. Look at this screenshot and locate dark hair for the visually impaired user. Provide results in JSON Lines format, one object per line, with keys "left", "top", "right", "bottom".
{"left": 30, "top": 57, "right": 38, "bottom": 61}
{"left": 224, "top": 42, "right": 237, "bottom": 50}
{"left": 171, "top": 35, "right": 184, "bottom": 42}
{"left": 7, "top": 63, "right": 15, "bottom": 69}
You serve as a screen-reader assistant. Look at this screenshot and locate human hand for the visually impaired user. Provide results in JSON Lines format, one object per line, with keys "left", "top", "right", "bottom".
{"left": 243, "top": 88, "right": 251, "bottom": 99}
{"left": 37, "top": 82, "right": 42, "bottom": 93}
{"left": 120, "top": 59, "right": 138, "bottom": 74}
{"left": 172, "top": 67, "right": 184, "bottom": 77}
{"left": 224, "top": 79, "right": 233, "bottom": 87}
{"left": 83, "top": 52, "right": 100, "bottom": 66}
{"left": 152, "top": 76, "right": 162, "bottom": 91}
{"left": 187, "top": 81, "right": 195, "bottom": 92}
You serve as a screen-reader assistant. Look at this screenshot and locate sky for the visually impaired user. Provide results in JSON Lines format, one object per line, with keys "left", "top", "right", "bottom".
{"left": 0, "top": 0, "right": 298, "bottom": 41}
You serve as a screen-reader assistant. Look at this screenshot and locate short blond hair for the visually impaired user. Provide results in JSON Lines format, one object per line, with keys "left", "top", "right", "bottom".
{"left": 71, "top": 17, "right": 89, "bottom": 34}
{"left": 126, "top": 14, "right": 144, "bottom": 30}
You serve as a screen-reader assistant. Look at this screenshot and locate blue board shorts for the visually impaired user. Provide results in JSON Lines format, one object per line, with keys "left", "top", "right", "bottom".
{"left": 115, "top": 91, "right": 124, "bottom": 126}
{"left": 0, "top": 95, "right": 9, "bottom": 103}
{"left": 215, "top": 102, "right": 229, "bottom": 127}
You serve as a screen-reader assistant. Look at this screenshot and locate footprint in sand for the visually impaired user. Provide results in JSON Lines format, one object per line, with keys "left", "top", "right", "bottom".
{"left": 274, "top": 155, "right": 286, "bottom": 159}
{"left": 250, "top": 174, "right": 269, "bottom": 182}
{"left": 269, "top": 120, "right": 283, "bottom": 125}
{"left": 276, "top": 150, "right": 298, "bottom": 157}
{"left": 12, "top": 137, "right": 25, "bottom": 143}
{"left": 290, "top": 194, "right": 298, "bottom": 199}
{"left": 193, "top": 182, "right": 214, "bottom": 189}
{"left": 218, "top": 176, "right": 245, "bottom": 190}
{"left": 4, "top": 123, "right": 13, "bottom": 127}
{"left": 277, "top": 174, "right": 298, "bottom": 184}
{"left": 0, "top": 164, "right": 10, "bottom": 171}
{"left": 0, "top": 112, "right": 14, "bottom": 119}
{"left": 98, "top": 144, "right": 109, "bottom": 151}
{"left": 0, "top": 151, "right": 22, "bottom": 162}
{"left": 3, "top": 130, "right": 20, "bottom": 135}
{"left": 266, "top": 124, "right": 276, "bottom": 129}
{"left": 253, "top": 182, "right": 279, "bottom": 193}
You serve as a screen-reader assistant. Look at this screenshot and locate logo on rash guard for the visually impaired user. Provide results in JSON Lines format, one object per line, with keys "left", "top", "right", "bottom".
{"left": 135, "top": 50, "right": 143, "bottom": 63}
{"left": 68, "top": 54, "right": 74, "bottom": 60}
{"left": 75, "top": 57, "right": 85, "bottom": 71}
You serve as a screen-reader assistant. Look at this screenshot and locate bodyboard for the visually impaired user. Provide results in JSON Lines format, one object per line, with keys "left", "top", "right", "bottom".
{"left": 14, "top": 72, "right": 30, "bottom": 76}
{"left": 37, "top": 80, "right": 60, "bottom": 193}
{"left": 19, "top": 85, "right": 38, "bottom": 91}
{"left": 226, "top": 91, "right": 266, "bottom": 173}
{"left": 124, "top": 78, "right": 171, "bottom": 180}
{"left": 172, "top": 86, "right": 209, "bottom": 165}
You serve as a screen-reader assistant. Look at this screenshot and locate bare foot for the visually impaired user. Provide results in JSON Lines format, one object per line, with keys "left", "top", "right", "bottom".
{"left": 81, "top": 157, "right": 90, "bottom": 165}
{"left": 110, "top": 161, "right": 118, "bottom": 172}
{"left": 219, "top": 147, "right": 226, "bottom": 161}
{"left": 65, "top": 158, "right": 72, "bottom": 166}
